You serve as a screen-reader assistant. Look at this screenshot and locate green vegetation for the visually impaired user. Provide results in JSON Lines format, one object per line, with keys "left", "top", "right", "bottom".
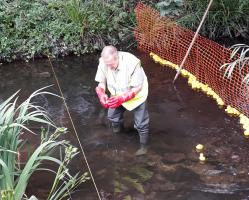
{"left": 1, "top": 0, "right": 248, "bottom": 63}
{"left": 114, "top": 164, "right": 153, "bottom": 197}
{"left": 221, "top": 44, "right": 249, "bottom": 85}
{"left": 156, "top": 1, "right": 249, "bottom": 85}
{"left": 0, "top": 87, "right": 89, "bottom": 199}
{"left": 157, "top": 0, "right": 249, "bottom": 40}
{"left": 156, "top": 0, "right": 184, "bottom": 19}
{"left": 0, "top": 0, "right": 137, "bottom": 62}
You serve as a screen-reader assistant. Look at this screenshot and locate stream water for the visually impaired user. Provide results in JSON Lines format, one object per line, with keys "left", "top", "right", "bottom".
{"left": 0, "top": 50, "right": 249, "bottom": 200}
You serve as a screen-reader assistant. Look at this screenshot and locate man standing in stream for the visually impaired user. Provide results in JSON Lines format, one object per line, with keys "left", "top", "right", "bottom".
{"left": 95, "top": 45, "right": 149, "bottom": 156}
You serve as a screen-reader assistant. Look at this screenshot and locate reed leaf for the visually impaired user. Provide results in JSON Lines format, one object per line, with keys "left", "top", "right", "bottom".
{"left": 221, "top": 44, "right": 249, "bottom": 84}
{"left": 0, "top": 87, "right": 88, "bottom": 199}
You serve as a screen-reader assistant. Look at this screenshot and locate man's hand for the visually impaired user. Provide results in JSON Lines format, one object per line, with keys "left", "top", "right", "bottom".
{"left": 107, "top": 90, "right": 135, "bottom": 108}
{"left": 95, "top": 86, "right": 109, "bottom": 108}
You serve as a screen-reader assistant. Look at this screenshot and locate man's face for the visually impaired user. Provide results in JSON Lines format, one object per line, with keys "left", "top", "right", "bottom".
{"left": 102, "top": 53, "right": 119, "bottom": 70}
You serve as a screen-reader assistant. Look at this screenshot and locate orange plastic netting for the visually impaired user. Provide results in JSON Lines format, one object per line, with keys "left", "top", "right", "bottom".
{"left": 134, "top": 3, "right": 249, "bottom": 118}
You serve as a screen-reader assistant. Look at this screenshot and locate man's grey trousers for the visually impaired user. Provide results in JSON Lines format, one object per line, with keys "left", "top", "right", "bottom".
{"left": 107, "top": 101, "right": 149, "bottom": 144}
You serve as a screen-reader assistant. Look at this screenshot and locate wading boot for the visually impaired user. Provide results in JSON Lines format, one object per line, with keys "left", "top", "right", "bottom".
{"left": 111, "top": 122, "right": 124, "bottom": 134}
{"left": 135, "top": 135, "right": 148, "bottom": 156}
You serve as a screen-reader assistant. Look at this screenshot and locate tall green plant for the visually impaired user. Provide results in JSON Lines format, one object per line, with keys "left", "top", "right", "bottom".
{"left": 177, "top": 0, "right": 249, "bottom": 39}
{"left": 64, "top": 0, "right": 91, "bottom": 35}
{"left": 65, "top": 0, "right": 85, "bottom": 25}
{"left": 0, "top": 87, "right": 55, "bottom": 190}
{"left": 0, "top": 88, "right": 89, "bottom": 200}
{"left": 221, "top": 44, "right": 249, "bottom": 85}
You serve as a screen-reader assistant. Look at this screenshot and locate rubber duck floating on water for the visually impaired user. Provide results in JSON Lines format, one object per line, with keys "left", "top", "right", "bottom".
{"left": 225, "top": 105, "right": 240, "bottom": 116}
{"left": 150, "top": 52, "right": 249, "bottom": 137}
{"left": 244, "top": 131, "right": 249, "bottom": 137}
{"left": 240, "top": 114, "right": 249, "bottom": 137}
{"left": 199, "top": 153, "right": 206, "bottom": 162}
{"left": 196, "top": 144, "right": 204, "bottom": 152}
{"left": 150, "top": 52, "right": 225, "bottom": 108}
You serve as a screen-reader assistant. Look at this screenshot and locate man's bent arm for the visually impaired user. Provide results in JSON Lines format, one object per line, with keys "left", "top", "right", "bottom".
{"left": 98, "top": 82, "right": 106, "bottom": 91}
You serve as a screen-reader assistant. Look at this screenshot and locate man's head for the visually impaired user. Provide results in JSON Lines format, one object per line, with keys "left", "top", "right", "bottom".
{"left": 101, "top": 45, "right": 119, "bottom": 70}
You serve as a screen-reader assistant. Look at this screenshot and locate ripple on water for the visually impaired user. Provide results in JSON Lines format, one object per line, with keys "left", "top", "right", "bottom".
{"left": 193, "top": 183, "right": 245, "bottom": 194}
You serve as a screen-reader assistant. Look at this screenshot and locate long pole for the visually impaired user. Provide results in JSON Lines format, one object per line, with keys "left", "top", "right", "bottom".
{"left": 173, "top": 0, "right": 214, "bottom": 84}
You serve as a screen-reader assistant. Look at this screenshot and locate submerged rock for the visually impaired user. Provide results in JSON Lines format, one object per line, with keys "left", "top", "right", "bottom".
{"left": 231, "top": 154, "right": 240, "bottom": 162}
{"left": 152, "top": 180, "right": 176, "bottom": 191}
{"left": 129, "top": 166, "right": 154, "bottom": 182}
{"left": 228, "top": 166, "right": 238, "bottom": 176}
{"left": 121, "top": 176, "right": 145, "bottom": 194}
{"left": 203, "top": 169, "right": 224, "bottom": 176}
{"left": 96, "top": 168, "right": 107, "bottom": 176}
{"left": 100, "top": 189, "right": 112, "bottom": 200}
{"left": 132, "top": 194, "right": 146, "bottom": 200}
{"left": 32, "top": 72, "right": 51, "bottom": 78}
{"left": 146, "top": 192, "right": 156, "bottom": 199}
{"left": 157, "top": 162, "right": 177, "bottom": 173}
{"left": 154, "top": 173, "right": 165, "bottom": 182}
{"left": 193, "top": 183, "right": 240, "bottom": 194}
{"left": 123, "top": 195, "right": 132, "bottom": 200}
{"left": 163, "top": 152, "right": 186, "bottom": 163}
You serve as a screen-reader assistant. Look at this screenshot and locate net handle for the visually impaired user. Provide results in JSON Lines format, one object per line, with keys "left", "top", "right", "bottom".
{"left": 173, "top": 0, "right": 214, "bottom": 84}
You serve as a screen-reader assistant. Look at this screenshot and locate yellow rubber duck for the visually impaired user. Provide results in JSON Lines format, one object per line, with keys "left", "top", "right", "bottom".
{"left": 242, "top": 124, "right": 249, "bottom": 130}
{"left": 240, "top": 117, "right": 249, "bottom": 127}
{"left": 244, "top": 130, "right": 249, "bottom": 137}
{"left": 161, "top": 60, "right": 167, "bottom": 65}
{"left": 217, "top": 99, "right": 225, "bottom": 106}
{"left": 225, "top": 106, "right": 241, "bottom": 116}
{"left": 199, "top": 153, "right": 206, "bottom": 162}
{"left": 149, "top": 52, "right": 248, "bottom": 132}
{"left": 196, "top": 144, "right": 204, "bottom": 152}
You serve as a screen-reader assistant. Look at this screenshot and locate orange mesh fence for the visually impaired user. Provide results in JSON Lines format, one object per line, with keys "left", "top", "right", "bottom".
{"left": 134, "top": 3, "right": 249, "bottom": 118}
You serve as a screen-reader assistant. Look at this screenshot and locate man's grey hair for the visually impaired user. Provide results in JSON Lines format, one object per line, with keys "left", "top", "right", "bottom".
{"left": 101, "top": 45, "right": 118, "bottom": 57}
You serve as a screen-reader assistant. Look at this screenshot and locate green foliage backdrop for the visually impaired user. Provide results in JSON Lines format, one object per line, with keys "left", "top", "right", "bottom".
{"left": 157, "top": 0, "right": 249, "bottom": 40}
{"left": 0, "top": 0, "right": 139, "bottom": 62}
{"left": 1, "top": 0, "right": 248, "bottom": 63}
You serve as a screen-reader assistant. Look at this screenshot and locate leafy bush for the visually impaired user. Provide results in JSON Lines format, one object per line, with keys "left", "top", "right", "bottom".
{"left": 156, "top": 0, "right": 184, "bottom": 18}
{"left": 157, "top": 0, "right": 249, "bottom": 40}
{"left": 180, "top": 0, "right": 249, "bottom": 39}
{"left": 0, "top": 0, "right": 137, "bottom": 62}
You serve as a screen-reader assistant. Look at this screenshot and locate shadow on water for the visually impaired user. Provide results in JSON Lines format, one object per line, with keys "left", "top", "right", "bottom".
{"left": 1, "top": 51, "right": 249, "bottom": 200}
